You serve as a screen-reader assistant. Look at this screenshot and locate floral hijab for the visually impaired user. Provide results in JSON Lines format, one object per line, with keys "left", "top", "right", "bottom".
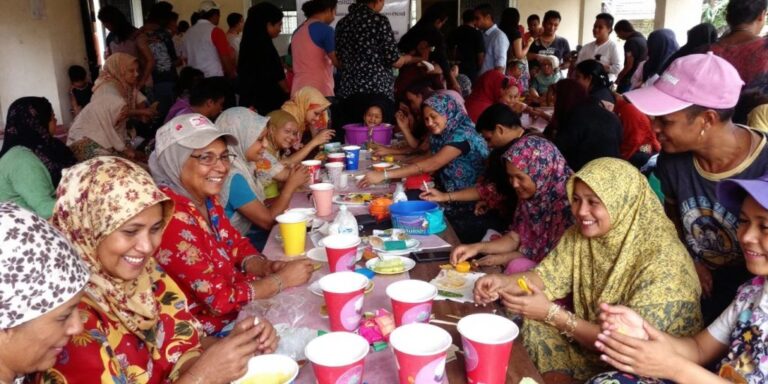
{"left": 424, "top": 93, "right": 489, "bottom": 191}
{"left": 281, "top": 86, "right": 331, "bottom": 134}
{"left": 51, "top": 157, "right": 173, "bottom": 355}
{"left": 504, "top": 135, "right": 573, "bottom": 263}
{"left": 93, "top": 52, "right": 139, "bottom": 109}
{"left": 0, "top": 97, "right": 76, "bottom": 185}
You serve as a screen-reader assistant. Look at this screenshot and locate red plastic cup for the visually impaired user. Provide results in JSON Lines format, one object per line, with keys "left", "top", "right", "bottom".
{"left": 386, "top": 279, "right": 438, "bottom": 327}
{"left": 322, "top": 234, "right": 361, "bottom": 272}
{"left": 319, "top": 271, "right": 369, "bottom": 331}
{"left": 302, "top": 159, "right": 322, "bottom": 184}
{"left": 457, "top": 313, "right": 519, "bottom": 384}
{"left": 389, "top": 323, "right": 452, "bottom": 384}
{"left": 305, "top": 332, "right": 369, "bottom": 384}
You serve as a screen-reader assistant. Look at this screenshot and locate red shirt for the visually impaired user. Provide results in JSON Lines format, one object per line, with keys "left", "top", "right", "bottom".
{"left": 155, "top": 187, "right": 260, "bottom": 335}
{"left": 614, "top": 96, "right": 660, "bottom": 159}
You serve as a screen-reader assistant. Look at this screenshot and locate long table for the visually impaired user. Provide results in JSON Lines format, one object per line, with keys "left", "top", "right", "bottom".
{"left": 261, "top": 168, "right": 543, "bottom": 383}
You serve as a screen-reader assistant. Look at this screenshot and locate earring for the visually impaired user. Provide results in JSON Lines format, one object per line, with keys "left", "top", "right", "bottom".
{"left": 700, "top": 130, "right": 705, "bottom": 137}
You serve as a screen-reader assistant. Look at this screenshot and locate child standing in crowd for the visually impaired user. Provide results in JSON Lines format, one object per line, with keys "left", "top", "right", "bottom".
{"left": 530, "top": 55, "right": 561, "bottom": 100}
{"left": 68, "top": 65, "right": 93, "bottom": 118}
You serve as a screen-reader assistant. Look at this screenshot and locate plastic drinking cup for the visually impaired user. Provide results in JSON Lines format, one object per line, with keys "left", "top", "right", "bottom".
{"left": 343, "top": 145, "right": 361, "bottom": 171}
{"left": 327, "top": 152, "right": 346, "bottom": 163}
{"left": 318, "top": 271, "right": 369, "bottom": 331}
{"left": 305, "top": 331, "right": 369, "bottom": 384}
{"left": 322, "top": 234, "right": 361, "bottom": 272}
{"left": 275, "top": 212, "right": 307, "bottom": 257}
{"left": 389, "top": 323, "right": 452, "bottom": 384}
{"left": 325, "top": 162, "right": 344, "bottom": 187}
{"left": 310, "top": 183, "right": 335, "bottom": 217}
{"left": 302, "top": 160, "right": 322, "bottom": 184}
{"left": 457, "top": 313, "right": 519, "bottom": 384}
{"left": 386, "top": 279, "right": 438, "bottom": 326}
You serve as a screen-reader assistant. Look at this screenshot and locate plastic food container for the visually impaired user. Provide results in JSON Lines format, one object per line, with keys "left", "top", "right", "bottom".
{"left": 343, "top": 124, "right": 393, "bottom": 146}
{"left": 389, "top": 201, "right": 446, "bottom": 235}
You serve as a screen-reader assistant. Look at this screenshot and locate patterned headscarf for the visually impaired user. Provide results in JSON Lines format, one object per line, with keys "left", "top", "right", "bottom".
{"left": 93, "top": 52, "right": 139, "bottom": 109}
{"left": 0, "top": 97, "right": 77, "bottom": 186}
{"left": 503, "top": 135, "right": 573, "bottom": 264}
{"left": 0, "top": 203, "right": 89, "bottom": 329}
{"left": 51, "top": 157, "right": 172, "bottom": 351}
{"left": 535, "top": 158, "right": 701, "bottom": 324}
{"left": 281, "top": 86, "right": 331, "bottom": 134}
{"left": 215, "top": 107, "right": 269, "bottom": 233}
{"left": 424, "top": 93, "right": 489, "bottom": 191}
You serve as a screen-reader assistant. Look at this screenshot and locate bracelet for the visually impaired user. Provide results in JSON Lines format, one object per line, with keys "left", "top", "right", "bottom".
{"left": 270, "top": 274, "right": 283, "bottom": 294}
{"left": 383, "top": 169, "right": 389, "bottom": 182}
{"left": 544, "top": 303, "right": 561, "bottom": 326}
{"left": 247, "top": 282, "right": 257, "bottom": 302}
{"left": 560, "top": 310, "right": 578, "bottom": 341}
{"left": 414, "top": 162, "right": 424, "bottom": 174}
{"left": 447, "top": 192, "right": 453, "bottom": 203}
{"left": 240, "top": 254, "right": 261, "bottom": 274}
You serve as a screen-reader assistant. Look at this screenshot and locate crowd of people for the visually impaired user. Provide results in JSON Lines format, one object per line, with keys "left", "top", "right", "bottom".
{"left": 3, "top": 0, "right": 768, "bottom": 383}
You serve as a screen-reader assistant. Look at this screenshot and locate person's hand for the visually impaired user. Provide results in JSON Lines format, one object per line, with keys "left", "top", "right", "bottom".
{"left": 598, "top": 303, "right": 649, "bottom": 340}
{"left": 473, "top": 273, "right": 508, "bottom": 305}
{"left": 358, "top": 171, "right": 385, "bottom": 187}
{"left": 188, "top": 317, "right": 266, "bottom": 383}
{"left": 275, "top": 259, "right": 314, "bottom": 288}
{"left": 395, "top": 110, "right": 410, "bottom": 130}
{"left": 595, "top": 320, "right": 679, "bottom": 379}
{"left": 510, "top": 101, "right": 527, "bottom": 114}
{"left": 451, "top": 65, "right": 459, "bottom": 78}
{"left": 420, "top": 188, "right": 447, "bottom": 203}
{"left": 284, "top": 164, "right": 310, "bottom": 190}
{"left": 474, "top": 252, "right": 516, "bottom": 267}
{"left": 121, "top": 147, "right": 137, "bottom": 160}
{"left": 228, "top": 316, "right": 279, "bottom": 354}
{"left": 372, "top": 146, "right": 394, "bottom": 157}
{"left": 694, "top": 262, "right": 713, "bottom": 298}
{"left": 309, "top": 128, "right": 335, "bottom": 148}
{"left": 526, "top": 36, "right": 534, "bottom": 47}
{"left": 450, "top": 243, "right": 481, "bottom": 265}
{"left": 474, "top": 200, "right": 489, "bottom": 215}
{"left": 499, "top": 284, "right": 551, "bottom": 321}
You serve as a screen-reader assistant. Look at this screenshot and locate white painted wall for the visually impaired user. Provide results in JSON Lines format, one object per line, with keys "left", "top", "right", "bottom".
{"left": 655, "top": 0, "right": 702, "bottom": 46}
{"left": 0, "top": 0, "right": 88, "bottom": 127}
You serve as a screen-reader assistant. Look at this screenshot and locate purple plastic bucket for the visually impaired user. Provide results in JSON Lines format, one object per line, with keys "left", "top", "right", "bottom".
{"left": 343, "top": 124, "right": 393, "bottom": 146}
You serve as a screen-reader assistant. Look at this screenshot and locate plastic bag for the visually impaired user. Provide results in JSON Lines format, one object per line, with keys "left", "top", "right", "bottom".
{"left": 236, "top": 295, "right": 318, "bottom": 361}
{"left": 328, "top": 205, "right": 359, "bottom": 237}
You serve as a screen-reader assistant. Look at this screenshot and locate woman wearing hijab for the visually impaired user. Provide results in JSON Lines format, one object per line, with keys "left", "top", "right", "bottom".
{"left": 149, "top": 114, "right": 314, "bottom": 336}
{"left": 474, "top": 158, "right": 703, "bottom": 382}
{"left": 280, "top": 86, "right": 335, "bottom": 144}
{"left": 547, "top": 79, "right": 622, "bottom": 171}
{"left": 43, "top": 157, "right": 276, "bottom": 383}
{"left": 238, "top": 2, "right": 289, "bottom": 115}
{"left": 216, "top": 107, "right": 309, "bottom": 250}
{"left": 464, "top": 70, "right": 522, "bottom": 123}
{"left": 66, "top": 53, "right": 157, "bottom": 161}
{"left": 0, "top": 203, "right": 89, "bottom": 384}
{"left": 0, "top": 97, "right": 76, "bottom": 218}
{"left": 658, "top": 23, "right": 717, "bottom": 74}
{"left": 630, "top": 29, "right": 679, "bottom": 89}
{"left": 360, "top": 93, "right": 490, "bottom": 242}
{"left": 451, "top": 135, "right": 574, "bottom": 274}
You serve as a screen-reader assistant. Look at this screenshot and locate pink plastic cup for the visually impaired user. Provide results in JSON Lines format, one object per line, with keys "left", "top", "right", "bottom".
{"left": 319, "top": 271, "right": 369, "bottom": 332}
{"left": 457, "top": 313, "right": 519, "bottom": 384}
{"left": 389, "top": 323, "right": 452, "bottom": 384}
{"left": 386, "top": 279, "right": 438, "bottom": 326}
{"left": 322, "top": 234, "right": 361, "bottom": 272}
{"left": 305, "top": 331, "right": 369, "bottom": 384}
{"left": 302, "top": 159, "right": 322, "bottom": 184}
{"left": 310, "top": 183, "right": 335, "bottom": 217}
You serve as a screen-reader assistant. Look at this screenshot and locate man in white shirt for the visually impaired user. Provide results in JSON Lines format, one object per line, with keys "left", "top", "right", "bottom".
{"left": 475, "top": 3, "right": 509, "bottom": 75}
{"left": 576, "top": 13, "right": 623, "bottom": 82}
{"left": 183, "top": 0, "right": 236, "bottom": 80}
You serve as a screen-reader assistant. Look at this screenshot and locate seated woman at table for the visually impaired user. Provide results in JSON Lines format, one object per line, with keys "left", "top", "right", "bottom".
{"left": 216, "top": 107, "right": 309, "bottom": 250}
{"left": 280, "top": 86, "right": 334, "bottom": 145}
{"left": 0, "top": 203, "right": 89, "bottom": 383}
{"left": 588, "top": 172, "right": 768, "bottom": 384}
{"left": 374, "top": 82, "right": 436, "bottom": 156}
{"left": 66, "top": 53, "right": 156, "bottom": 161}
{"left": 0, "top": 97, "right": 76, "bottom": 218}
{"left": 360, "top": 93, "right": 490, "bottom": 243}
{"left": 473, "top": 158, "right": 702, "bottom": 382}
{"left": 44, "top": 156, "right": 276, "bottom": 383}
{"left": 149, "top": 114, "right": 314, "bottom": 336}
{"left": 546, "top": 79, "right": 622, "bottom": 171}
{"left": 573, "top": 59, "right": 616, "bottom": 111}
{"left": 450, "top": 135, "right": 573, "bottom": 274}
{"left": 421, "top": 103, "right": 525, "bottom": 223}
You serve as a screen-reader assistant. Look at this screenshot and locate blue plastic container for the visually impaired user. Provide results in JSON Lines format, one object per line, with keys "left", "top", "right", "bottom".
{"left": 389, "top": 201, "right": 447, "bottom": 235}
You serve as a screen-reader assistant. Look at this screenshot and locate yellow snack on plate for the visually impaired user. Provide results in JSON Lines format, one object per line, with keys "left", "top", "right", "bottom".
{"left": 455, "top": 261, "right": 471, "bottom": 273}
{"left": 239, "top": 372, "right": 292, "bottom": 384}
{"left": 517, "top": 278, "right": 532, "bottom": 295}
{"left": 373, "top": 258, "right": 405, "bottom": 273}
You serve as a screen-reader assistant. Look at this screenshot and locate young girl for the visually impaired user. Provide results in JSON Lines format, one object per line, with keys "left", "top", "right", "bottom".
{"left": 590, "top": 172, "right": 768, "bottom": 384}
{"left": 364, "top": 103, "right": 384, "bottom": 128}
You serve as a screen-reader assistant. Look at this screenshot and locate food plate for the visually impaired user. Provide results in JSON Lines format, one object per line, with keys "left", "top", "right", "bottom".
{"left": 365, "top": 256, "right": 416, "bottom": 275}
{"left": 369, "top": 239, "right": 420, "bottom": 256}
{"left": 306, "top": 247, "right": 363, "bottom": 263}
{"left": 309, "top": 279, "right": 375, "bottom": 296}
{"left": 332, "top": 193, "right": 392, "bottom": 205}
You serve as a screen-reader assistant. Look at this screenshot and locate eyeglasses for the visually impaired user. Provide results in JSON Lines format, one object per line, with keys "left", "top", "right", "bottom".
{"left": 190, "top": 153, "right": 236, "bottom": 166}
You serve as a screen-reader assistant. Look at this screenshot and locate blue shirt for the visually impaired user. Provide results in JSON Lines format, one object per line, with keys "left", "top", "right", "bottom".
{"left": 308, "top": 22, "right": 335, "bottom": 53}
{"left": 479, "top": 24, "right": 509, "bottom": 75}
{"left": 224, "top": 173, "right": 258, "bottom": 219}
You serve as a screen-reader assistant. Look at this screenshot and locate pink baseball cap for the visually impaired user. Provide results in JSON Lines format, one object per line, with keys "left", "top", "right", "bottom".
{"left": 624, "top": 52, "right": 744, "bottom": 116}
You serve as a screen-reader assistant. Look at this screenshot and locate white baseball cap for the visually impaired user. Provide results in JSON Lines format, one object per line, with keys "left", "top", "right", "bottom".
{"left": 154, "top": 114, "right": 237, "bottom": 156}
